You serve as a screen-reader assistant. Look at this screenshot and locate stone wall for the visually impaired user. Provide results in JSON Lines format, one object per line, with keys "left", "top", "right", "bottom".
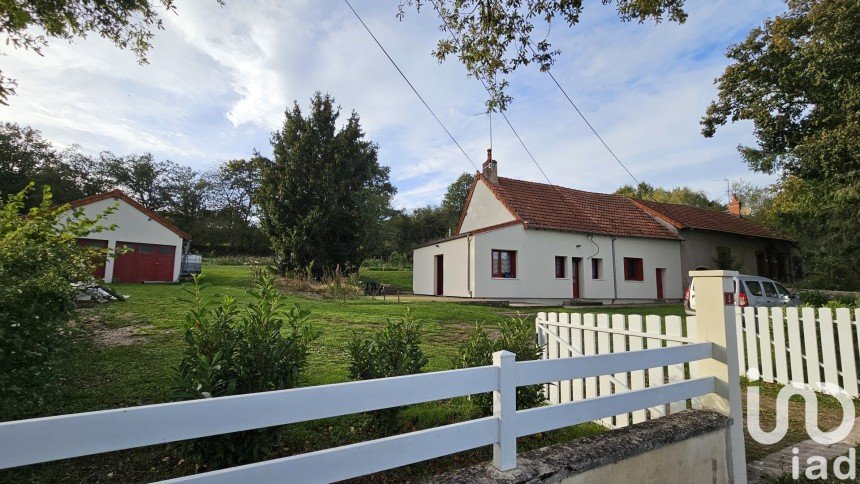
{"left": 428, "top": 410, "right": 733, "bottom": 484}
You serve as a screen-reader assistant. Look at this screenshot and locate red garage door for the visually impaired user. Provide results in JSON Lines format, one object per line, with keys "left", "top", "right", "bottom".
{"left": 113, "top": 242, "right": 176, "bottom": 283}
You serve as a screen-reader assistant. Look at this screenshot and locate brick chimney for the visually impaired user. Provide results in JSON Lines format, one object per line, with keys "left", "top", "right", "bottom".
{"left": 728, "top": 194, "right": 742, "bottom": 217}
{"left": 482, "top": 148, "right": 498, "bottom": 184}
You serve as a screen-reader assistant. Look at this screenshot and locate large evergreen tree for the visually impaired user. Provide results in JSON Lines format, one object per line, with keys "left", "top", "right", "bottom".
{"left": 258, "top": 93, "right": 395, "bottom": 276}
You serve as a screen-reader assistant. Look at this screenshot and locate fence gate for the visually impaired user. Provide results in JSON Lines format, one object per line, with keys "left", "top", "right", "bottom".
{"left": 535, "top": 312, "right": 701, "bottom": 428}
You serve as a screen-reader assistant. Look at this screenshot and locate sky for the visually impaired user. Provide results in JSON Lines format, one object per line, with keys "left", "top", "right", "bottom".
{"left": 0, "top": 1, "right": 788, "bottom": 210}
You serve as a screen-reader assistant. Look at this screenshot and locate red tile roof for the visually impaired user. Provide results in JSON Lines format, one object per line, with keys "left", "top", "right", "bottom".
{"left": 480, "top": 176, "right": 682, "bottom": 240}
{"left": 68, "top": 189, "right": 191, "bottom": 240}
{"left": 630, "top": 199, "right": 792, "bottom": 241}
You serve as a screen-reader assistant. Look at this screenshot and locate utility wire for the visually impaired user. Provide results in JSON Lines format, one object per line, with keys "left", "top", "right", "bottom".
{"left": 431, "top": 2, "right": 555, "bottom": 186}
{"left": 342, "top": 0, "right": 478, "bottom": 172}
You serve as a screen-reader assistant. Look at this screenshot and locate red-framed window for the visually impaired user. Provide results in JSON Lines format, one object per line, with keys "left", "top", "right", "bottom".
{"left": 492, "top": 250, "right": 517, "bottom": 278}
{"left": 554, "top": 256, "right": 566, "bottom": 278}
{"left": 623, "top": 257, "right": 644, "bottom": 281}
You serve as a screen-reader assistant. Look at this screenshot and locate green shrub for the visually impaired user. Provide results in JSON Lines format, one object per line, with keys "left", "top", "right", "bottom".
{"left": 347, "top": 307, "right": 428, "bottom": 435}
{"left": 0, "top": 184, "right": 114, "bottom": 413}
{"left": 455, "top": 316, "right": 545, "bottom": 415}
{"left": 799, "top": 290, "right": 830, "bottom": 307}
{"left": 174, "top": 271, "right": 320, "bottom": 468}
{"left": 830, "top": 294, "right": 859, "bottom": 308}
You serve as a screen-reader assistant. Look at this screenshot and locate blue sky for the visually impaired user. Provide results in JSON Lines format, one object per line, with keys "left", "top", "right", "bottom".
{"left": 0, "top": 1, "right": 787, "bottom": 209}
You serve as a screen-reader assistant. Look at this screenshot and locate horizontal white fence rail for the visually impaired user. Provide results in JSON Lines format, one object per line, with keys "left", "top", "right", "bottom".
{"left": 536, "top": 312, "right": 701, "bottom": 428}
{"left": 0, "top": 342, "right": 717, "bottom": 482}
{"left": 736, "top": 307, "right": 860, "bottom": 396}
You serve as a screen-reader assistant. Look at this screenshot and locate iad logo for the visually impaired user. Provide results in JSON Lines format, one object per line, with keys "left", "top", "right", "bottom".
{"left": 748, "top": 385, "right": 856, "bottom": 480}
{"left": 747, "top": 386, "right": 854, "bottom": 445}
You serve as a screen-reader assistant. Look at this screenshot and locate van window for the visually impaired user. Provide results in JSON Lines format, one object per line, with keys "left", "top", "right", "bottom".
{"left": 762, "top": 281, "right": 778, "bottom": 297}
{"left": 744, "top": 280, "right": 763, "bottom": 297}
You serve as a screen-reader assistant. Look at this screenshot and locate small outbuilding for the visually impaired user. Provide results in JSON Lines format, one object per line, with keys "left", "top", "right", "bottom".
{"left": 65, "top": 190, "right": 191, "bottom": 283}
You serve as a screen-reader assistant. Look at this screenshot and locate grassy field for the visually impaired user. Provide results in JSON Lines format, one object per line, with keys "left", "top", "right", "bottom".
{"left": 0, "top": 266, "right": 690, "bottom": 482}
{"left": 358, "top": 269, "right": 413, "bottom": 292}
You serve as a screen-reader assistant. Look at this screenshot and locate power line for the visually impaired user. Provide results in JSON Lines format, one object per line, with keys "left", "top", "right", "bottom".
{"left": 431, "top": 2, "right": 555, "bottom": 186}
{"left": 342, "top": 0, "right": 478, "bottom": 172}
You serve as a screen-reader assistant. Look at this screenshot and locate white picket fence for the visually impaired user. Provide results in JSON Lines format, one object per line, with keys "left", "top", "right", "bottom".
{"left": 0, "top": 343, "right": 717, "bottom": 482}
{"left": 736, "top": 307, "right": 860, "bottom": 396}
{"left": 536, "top": 312, "right": 702, "bottom": 429}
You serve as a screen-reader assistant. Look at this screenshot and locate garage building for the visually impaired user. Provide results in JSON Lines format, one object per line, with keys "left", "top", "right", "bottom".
{"left": 66, "top": 190, "right": 191, "bottom": 283}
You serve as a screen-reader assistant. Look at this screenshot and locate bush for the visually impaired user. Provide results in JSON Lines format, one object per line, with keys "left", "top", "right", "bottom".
{"left": 799, "top": 290, "right": 830, "bottom": 307}
{"left": 347, "top": 307, "right": 428, "bottom": 435}
{"left": 174, "top": 271, "right": 320, "bottom": 468}
{"left": 455, "top": 316, "right": 545, "bottom": 415}
{"left": 0, "top": 184, "right": 114, "bottom": 412}
{"left": 830, "top": 294, "right": 859, "bottom": 308}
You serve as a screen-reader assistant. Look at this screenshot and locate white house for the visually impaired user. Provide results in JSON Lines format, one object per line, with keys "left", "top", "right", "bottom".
{"left": 413, "top": 152, "right": 684, "bottom": 304}
{"left": 66, "top": 190, "right": 190, "bottom": 283}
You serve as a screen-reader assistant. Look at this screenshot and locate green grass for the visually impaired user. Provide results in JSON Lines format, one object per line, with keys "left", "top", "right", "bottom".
{"left": 358, "top": 269, "right": 413, "bottom": 292}
{"left": 0, "top": 266, "right": 684, "bottom": 482}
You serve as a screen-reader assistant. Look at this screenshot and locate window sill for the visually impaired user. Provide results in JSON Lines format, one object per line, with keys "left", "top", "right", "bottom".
{"left": 492, "top": 277, "right": 519, "bottom": 280}
{"left": 624, "top": 279, "right": 645, "bottom": 283}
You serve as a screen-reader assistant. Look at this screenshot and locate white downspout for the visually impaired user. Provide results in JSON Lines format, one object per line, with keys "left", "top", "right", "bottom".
{"left": 467, "top": 234, "right": 473, "bottom": 297}
{"left": 611, "top": 237, "right": 618, "bottom": 303}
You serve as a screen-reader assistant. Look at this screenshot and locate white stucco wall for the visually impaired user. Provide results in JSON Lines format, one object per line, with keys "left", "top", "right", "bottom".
{"left": 64, "top": 197, "right": 185, "bottom": 282}
{"left": 469, "top": 225, "right": 682, "bottom": 301}
{"left": 412, "top": 236, "right": 473, "bottom": 297}
{"left": 413, "top": 225, "right": 683, "bottom": 301}
{"left": 472, "top": 225, "right": 614, "bottom": 299}
{"left": 457, "top": 179, "right": 516, "bottom": 233}
{"left": 613, "top": 236, "right": 683, "bottom": 300}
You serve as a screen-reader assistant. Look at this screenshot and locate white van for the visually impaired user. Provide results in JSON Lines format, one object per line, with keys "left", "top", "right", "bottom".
{"left": 684, "top": 274, "right": 799, "bottom": 315}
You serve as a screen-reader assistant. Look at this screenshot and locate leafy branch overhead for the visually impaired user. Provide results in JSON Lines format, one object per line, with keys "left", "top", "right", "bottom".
{"left": 0, "top": 0, "right": 223, "bottom": 104}
{"left": 398, "top": 0, "right": 687, "bottom": 111}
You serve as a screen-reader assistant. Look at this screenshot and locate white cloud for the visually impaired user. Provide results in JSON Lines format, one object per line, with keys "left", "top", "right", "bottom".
{"left": 0, "top": 0, "right": 787, "bottom": 208}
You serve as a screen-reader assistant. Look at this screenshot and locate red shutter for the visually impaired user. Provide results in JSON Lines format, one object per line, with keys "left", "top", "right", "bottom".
{"left": 623, "top": 258, "right": 631, "bottom": 280}
{"left": 636, "top": 258, "right": 644, "bottom": 281}
{"left": 511, "top": 252, "right": 517, "bottom": 277}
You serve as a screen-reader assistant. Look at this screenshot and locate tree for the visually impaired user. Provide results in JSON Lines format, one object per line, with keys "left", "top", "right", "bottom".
{"left": 103, "top": 153, "right": 181, "bottom": 212}
{"left": 441, "top": 171, "right": 474, "bottom": 224}
{"left": 730, "top": 179, "right": 775, "bottom": 223}
{"left": 399, "top": 0, "right": 686, "bottom": 110}
{"left": 1, "top": 184, "right": 114, "bottom": 414}
{"left": 0, "top": 1, "right": 222, "bottom": 104}
{"left": 702, "top": 0, "right": 859, "bottom": 289}
{"left": 258, "top": 93, "right": 395, "bottom": 276}
{"left": 0, "top": 123, "right": 112, "bottom": 206}
{"left": 614, "top": 182, "right": 724, "bottom": 210}
{"left": 0, "top": 123, "right": 57, "bottom": 202}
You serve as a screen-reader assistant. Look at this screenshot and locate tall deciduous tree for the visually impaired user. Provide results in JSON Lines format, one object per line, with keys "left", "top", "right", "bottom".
{"left": 702, "top": 0, "right": 859, "bottom": 289}
{"left": 258, "top": 93, "right": 395, "bottom": 276}
{"left": 614, "top": 182, "right": 724, "bottom": 210}
{"left": 399, "top": 0, "right": 687, "bottom": 110}
{"left": 441, "top": 171, "right": 474, "bottom": 224}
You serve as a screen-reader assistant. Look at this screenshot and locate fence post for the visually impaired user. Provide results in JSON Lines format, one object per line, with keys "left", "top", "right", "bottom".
{"left": 493, "top": 350, "right": 517, "bottom": 471}
{"left": 689, "top": 270, "right": 747, "bottom": 484}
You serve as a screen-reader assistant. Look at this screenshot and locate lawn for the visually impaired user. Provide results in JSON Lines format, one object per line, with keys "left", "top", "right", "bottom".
{"left": 0, "top": 265, "right": 685, "bottom": 482}
{"left": 358, "top": 268, "right": 413, "bottom": 292}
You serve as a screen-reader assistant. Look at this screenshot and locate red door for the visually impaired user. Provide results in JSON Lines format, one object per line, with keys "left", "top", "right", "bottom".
{"left": 571, "top": 258, "right": 581, "bottom": 299}
{"left": 77, "top": 238, "right": 108, "bottom": 279}
{"left": 113, "top": 242, "right": 176, "bottom": 283}
{"left": 434, "top": 255, "right": 444, "bottom": 296}
{"left": 656, "top": 268, "right": 665, "bottom": 299}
